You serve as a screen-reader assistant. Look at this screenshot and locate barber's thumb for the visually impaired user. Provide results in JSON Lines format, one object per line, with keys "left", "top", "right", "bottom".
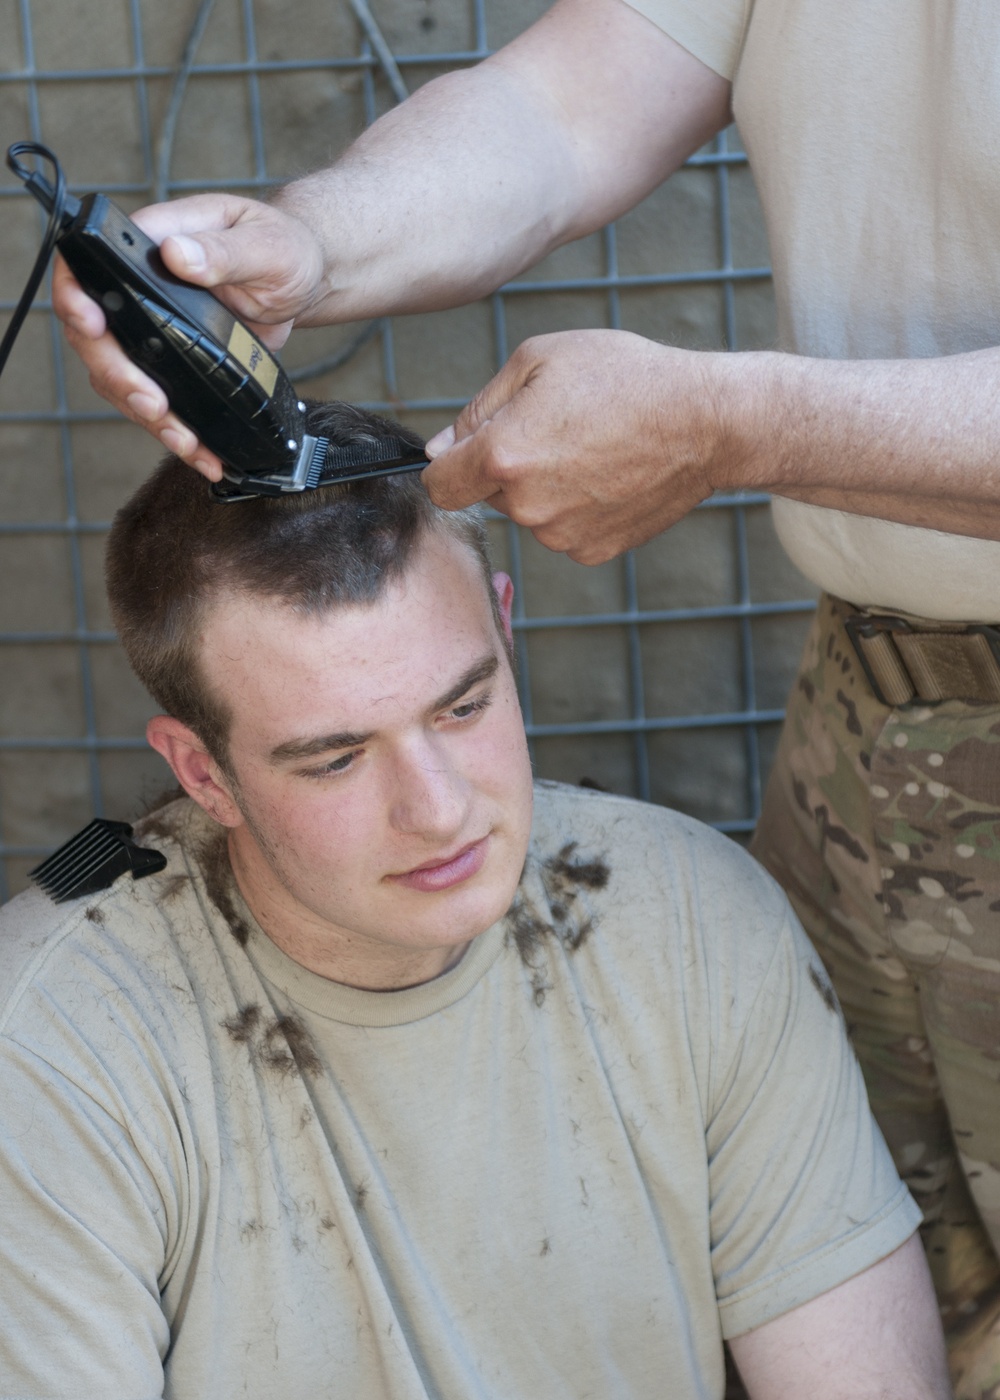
{"left": 421, "top": 426, "right": 500, "bottom": 510}
{"left": 160, "top": 234, "right": 211, "bottom": 282}
{"left": 425, "top": 423, "right": 456, "bottom": 458}
{"left": 425, "top": 403, "right": 482, "bottom": 460}
{"left": 162, "top": 226, "right": 268, "bottom": 290}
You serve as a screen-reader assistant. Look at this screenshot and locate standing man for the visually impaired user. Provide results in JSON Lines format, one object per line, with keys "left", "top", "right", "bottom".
{"left": 54, "top": 0, "right": 1000, "bottom": 1385}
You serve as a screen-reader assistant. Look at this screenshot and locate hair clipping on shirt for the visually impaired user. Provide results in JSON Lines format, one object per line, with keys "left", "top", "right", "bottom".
{"left": 29, "top": 818, "right": 167, "bottom": 903}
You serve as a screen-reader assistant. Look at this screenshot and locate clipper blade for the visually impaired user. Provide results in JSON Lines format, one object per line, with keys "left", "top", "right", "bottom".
{"left": 29, "top": 818, "right": 167, "bottom": 903}
{"left": 303, "top": 435, "right": 332, "bottom": 489}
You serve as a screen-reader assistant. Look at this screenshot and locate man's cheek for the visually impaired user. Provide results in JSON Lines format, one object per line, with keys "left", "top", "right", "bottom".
{"left": 283, "top": 787, "right": 376, "bottom": 863}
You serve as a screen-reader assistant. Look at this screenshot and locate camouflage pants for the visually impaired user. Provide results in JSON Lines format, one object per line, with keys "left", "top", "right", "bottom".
{"left": 751, "top": 594, "right": 1000, "bottom": 1399}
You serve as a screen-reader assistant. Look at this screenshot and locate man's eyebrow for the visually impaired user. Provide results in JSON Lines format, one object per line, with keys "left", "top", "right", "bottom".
{"left": 268, "top": 653, "right": 500, "bottom": 765}
{"left": 269, "top": 727, "right": 374, "bottom": 764}
{"left": 431, "top": 653, "right": 499, "bottom": 712}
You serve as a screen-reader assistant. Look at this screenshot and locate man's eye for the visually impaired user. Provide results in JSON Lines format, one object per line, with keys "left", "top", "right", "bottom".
{"left": 450, "top": 693, "right": 491, "bottom": 720}
{"left": 305, "top": 751, "right": 357, "bottom": 778}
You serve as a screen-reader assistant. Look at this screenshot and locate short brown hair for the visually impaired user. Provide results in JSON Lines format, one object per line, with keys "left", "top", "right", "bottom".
{"left": 106, "top": 400, "right": 499, "bottom": 766}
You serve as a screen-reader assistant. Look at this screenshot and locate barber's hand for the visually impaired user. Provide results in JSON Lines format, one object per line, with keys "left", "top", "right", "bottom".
{"left": 422, "top": 330, "right": 727, "bottom": 564}
{"left": 53, "top": 195, "right": 326, "bottom": 481}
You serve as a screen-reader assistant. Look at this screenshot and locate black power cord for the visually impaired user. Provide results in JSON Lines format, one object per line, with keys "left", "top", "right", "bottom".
{"left": 0, "top": 143, "right": 77, "bottom": 379}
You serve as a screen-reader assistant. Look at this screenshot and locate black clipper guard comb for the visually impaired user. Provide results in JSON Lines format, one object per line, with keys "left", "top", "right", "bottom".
{"left": 211, "top": 437, "right": 430, "bottom": 502}
{"left": 29, "top": 818, "right": 167, "bottom": 903}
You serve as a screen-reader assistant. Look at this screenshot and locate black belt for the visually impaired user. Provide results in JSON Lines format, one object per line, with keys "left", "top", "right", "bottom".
{"left": 844, "top": 611, "right": 1000, "bottom": 706}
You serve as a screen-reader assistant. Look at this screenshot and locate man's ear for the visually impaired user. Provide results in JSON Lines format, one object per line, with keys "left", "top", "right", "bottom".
{"left": 491, "top": 571, "right": 515, "bottom": 648}
{"left": 146, "top": 716, "right": 243, "bottom": 828}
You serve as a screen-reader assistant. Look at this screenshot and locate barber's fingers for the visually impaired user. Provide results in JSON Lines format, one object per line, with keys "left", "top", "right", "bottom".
{"left": 152, "top": 419, "right": 224, "bottom": 481}
{"left": 61, "top": 316, "right": 159, "bottom": 418}
{"left": 423, "top": 329, "right": 722, "bottom": 567}
{"left": 138, "top": 196, "right": 325, "bottom": 339}
{"left": 423, "top": 345, "right": 542, "bottom": 510}
{"left": 52, "top": 254, "right": 108, "bottom": 341}
{"left": 453, "top": 341, "right": 542, "bottom": 442}
{"left": 422, "top": 421, "right": 527, "bottom": 513}
{"left": 51, "top": 196, "right": 285, "bottom": 334}
{"left": 57, "top": 193, "right": 316, "bottom": 346}
{"left": 56, "top": 255, "right": 167, "bottom": 423}
{"left": 56, "top": 265, "right": 224, "bottom": 480}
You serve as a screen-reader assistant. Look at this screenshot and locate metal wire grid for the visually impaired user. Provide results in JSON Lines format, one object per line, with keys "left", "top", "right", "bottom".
{"left": 0, "top": 0, "right": 814, "bottom": 901}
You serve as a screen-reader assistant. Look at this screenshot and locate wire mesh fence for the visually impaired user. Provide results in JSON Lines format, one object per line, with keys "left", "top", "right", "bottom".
{"left": 0, "top": 0, "right": 816, "bottom": 901}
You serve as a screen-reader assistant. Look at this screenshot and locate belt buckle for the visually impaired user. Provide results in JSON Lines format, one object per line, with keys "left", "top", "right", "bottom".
{"left": 843, "top": 613, "right": 913, "bottom": 706}
{"left": 966, "top": 622, "right": 1000, "bottom": 695}
{"left": 844, "top": 612, "right": 1000, "bottom": 706}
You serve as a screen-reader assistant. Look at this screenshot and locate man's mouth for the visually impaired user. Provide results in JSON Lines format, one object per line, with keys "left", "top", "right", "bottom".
{"left": 389, "top": 836, "right": 490, "bottom": 893}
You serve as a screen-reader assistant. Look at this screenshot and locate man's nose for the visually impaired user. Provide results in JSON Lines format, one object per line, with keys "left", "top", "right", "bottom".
{"left": 389, "top": 738, "right": 471, "bottom": 839}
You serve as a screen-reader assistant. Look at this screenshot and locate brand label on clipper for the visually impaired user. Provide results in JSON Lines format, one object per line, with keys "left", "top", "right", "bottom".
{"left": 228, "top": 323, "right": 279, "bottom": 396}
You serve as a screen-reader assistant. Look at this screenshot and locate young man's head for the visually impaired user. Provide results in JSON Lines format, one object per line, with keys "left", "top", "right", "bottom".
{"left": 107, "top": 401, "right": 534, "bottom": 988}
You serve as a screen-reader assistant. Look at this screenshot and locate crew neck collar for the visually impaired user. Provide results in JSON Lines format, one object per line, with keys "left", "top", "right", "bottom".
{"left": 241, "top": 903, "right": 510, "bottom": 1027}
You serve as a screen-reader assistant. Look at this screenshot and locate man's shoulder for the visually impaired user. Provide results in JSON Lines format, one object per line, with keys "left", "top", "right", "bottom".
{"left": 531, "top": 776, "right": 724, "bottom": 838}
{"left": 529, "top": 779, "right": 777, "bottom": 907}
{"left": 524, "top": 780, "right": 796, "bottom": 994}
{"left": 518, "top": 783, "right": 819, "bottom": 1112}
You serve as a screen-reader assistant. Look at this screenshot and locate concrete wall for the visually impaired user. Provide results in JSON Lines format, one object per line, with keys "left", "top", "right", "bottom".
{"left": 0, "top": 0, "right": 815, "bottom": 897}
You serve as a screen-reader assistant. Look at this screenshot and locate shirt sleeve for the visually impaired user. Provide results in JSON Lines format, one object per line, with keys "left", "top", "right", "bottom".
{"left": 704, "top": 898, "right": 922, "bottom": 1337}
{"left": 0, "top": 1032, "right": 171, "bottom": 1399}
{"left": 620, "top": 0, "right": 749, "bottom": 79}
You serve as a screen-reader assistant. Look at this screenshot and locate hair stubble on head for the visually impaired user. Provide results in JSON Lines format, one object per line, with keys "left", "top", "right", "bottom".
{"left": 105, "top": 400, "right": 507, "bottom": 772}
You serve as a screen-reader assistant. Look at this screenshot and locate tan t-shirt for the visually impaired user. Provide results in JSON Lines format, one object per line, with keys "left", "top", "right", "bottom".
{"left": 0, "top": 785, "right": 918, "bottom": 1399}
{"left": 626, "top": 0, "right": 1000, "bottom": 620}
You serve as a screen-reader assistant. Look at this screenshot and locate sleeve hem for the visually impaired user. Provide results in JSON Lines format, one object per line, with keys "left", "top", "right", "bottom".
{"left": 618, "top": 0, "right": 747, "bottom": 80}
{"left": 718, "top": 1188, "right": 923, "bottom": 1339}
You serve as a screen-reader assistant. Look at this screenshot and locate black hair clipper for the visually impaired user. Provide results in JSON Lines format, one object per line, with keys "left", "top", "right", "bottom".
{"left": 7, "top": 143, "right": 429, "bottom": 500}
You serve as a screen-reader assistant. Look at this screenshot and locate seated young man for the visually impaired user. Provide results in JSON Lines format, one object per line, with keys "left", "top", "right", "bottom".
{"left": 0, "top": 402, "right": 947, "bottom": 1400}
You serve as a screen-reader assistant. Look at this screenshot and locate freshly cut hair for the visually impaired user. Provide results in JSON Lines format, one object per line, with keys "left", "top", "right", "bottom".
{"left": 106, "top": 400, "right": 496, "bottom": 766}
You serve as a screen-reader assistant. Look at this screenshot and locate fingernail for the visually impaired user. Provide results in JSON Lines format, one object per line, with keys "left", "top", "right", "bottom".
{"left": 159, "top": 428, "right": 186, "bottom": 456}
{"left": 426, "top": 425, "right": 456, "bottom": 456}
{"left": 193, "top": 458, "right": 222, "bottom": 482}
{"left": 171, "top": 235, "right": 207, "bottom": 273}
{"left": 127, "top": 392, "right": 161, "bottom": 422}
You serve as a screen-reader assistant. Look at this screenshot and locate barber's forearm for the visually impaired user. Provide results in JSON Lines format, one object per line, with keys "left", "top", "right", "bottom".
{"left": 273, "top": 0, "right": 729, "bottom": 326}
{"left": 721, "top": 347, "right": 1000, "bottom": 540}
{"left": 273, "top": 64, "right": 580, "bottom": 324}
